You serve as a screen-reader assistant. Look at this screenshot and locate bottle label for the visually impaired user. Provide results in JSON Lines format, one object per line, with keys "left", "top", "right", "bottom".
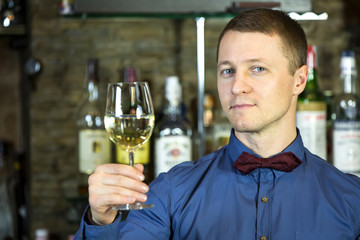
{"left": 155, "top": 136, "right": 192, "bottom": 176}
{"left": 297, "top": 101, "right": 326, "bottom": 111}
{"left": 296, "top": 103, "right": 327, "bottom": 160}
{"left": 333, "top": 120, "right": 360, "bottom": 173}
{"left": 79, "top": 129, "right": 111, "bottom": 174}
{"left": 214, "top": 123, "right": 231, "bottom": 150}
{"left": 116, "top": 140, "right": 150, "bottom": 164}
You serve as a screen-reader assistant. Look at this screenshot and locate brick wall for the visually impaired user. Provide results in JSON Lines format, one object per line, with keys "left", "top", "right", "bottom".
{"left": 29, "top": 2, "right": 205, "bottom": 237}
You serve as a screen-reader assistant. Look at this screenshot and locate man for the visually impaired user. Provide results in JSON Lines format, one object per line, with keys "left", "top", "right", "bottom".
{"left": 75, "top": 8, "right": 360, "bottom": 239}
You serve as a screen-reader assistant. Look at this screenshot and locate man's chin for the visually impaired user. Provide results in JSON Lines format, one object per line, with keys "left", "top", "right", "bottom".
{"left": 231, "top": 121, "right": 254, "bottom": 131}
{"left": 232, "top": 123, "right": 264, "bottom": 134}
{"left": 233, "top": 126, "right": 255, "bottom": 133}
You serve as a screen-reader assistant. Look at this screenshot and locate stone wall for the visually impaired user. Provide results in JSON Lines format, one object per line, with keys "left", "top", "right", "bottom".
{"left": 0, "top": 0, "right": 357, "bottom": 238}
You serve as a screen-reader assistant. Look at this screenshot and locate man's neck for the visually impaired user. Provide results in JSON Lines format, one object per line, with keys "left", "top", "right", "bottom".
{"left": 234, "top": 126, "right": 297, "bottom": 158}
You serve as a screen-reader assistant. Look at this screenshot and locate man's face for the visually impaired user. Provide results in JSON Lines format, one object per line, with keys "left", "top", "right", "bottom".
{"left": 217, "top": 31, "right": 301, "bottom": 136}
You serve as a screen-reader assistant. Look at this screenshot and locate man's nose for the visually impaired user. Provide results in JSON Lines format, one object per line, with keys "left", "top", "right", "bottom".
{"left": 231, "top": 72, "right": 252, "bottom": 95}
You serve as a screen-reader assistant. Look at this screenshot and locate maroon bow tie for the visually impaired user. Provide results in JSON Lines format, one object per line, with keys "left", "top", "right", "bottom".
{"left": 233, "top": 152, "right": 302, "bottom": 175}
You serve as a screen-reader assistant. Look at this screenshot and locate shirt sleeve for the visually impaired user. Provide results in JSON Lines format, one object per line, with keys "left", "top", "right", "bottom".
{"left": 73, "top": 173, "right": 172, "bottom": 240}
{"left": 72, "top": 206, "right": 123, "bottom": 240}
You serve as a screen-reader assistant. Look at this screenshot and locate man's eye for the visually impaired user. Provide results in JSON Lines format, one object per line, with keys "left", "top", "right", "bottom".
{"left": 252, "top": 66, "right": 265, "bottom": 72}
{"left": 222, "top": 69, "right": 234, "bottom": 75}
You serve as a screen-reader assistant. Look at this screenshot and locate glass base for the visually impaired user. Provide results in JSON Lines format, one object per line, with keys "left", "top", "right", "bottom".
{"left": 112, "top": 202, "right": 154, "bottom": 211}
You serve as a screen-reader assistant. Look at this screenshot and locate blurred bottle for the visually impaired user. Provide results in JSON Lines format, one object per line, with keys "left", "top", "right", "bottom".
{"left": 116, "top": 66, "right": 153, "bottom": 183}
{"left": 35, "top": 228, "right": 48, "bottom": 240}
{"left": 154, "top": 76, "right": 192, "bottom": 176}
{"left": 0, "top": 0, "right": 25, "bottom": 28}
{"left": 332, "top": 50, "right": 360, "bottom": 177}
{"left": 0, "top": 141, "right": 16, "bottom": 240}
{"left": 59, "top": 0, "right": 74, "bottom": 15}
{"left": 213, "top": 109, "right": 231, "bottom": 150}
{"left": 324, "top": 90, "right": 334, "bottom": 164}
{"left": 296, "top": 45, "right": 327, "bottom": 160}
{"left": 203, "top": 93, "right": 216, "bottom": 155}
{"left": 76, "top": 59, "right": 111, "bottom": 196}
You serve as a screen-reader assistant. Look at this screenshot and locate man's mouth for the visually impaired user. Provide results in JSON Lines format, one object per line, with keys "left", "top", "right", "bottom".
{"left": 230, "top": 103, "right": 255, "bottom": 110}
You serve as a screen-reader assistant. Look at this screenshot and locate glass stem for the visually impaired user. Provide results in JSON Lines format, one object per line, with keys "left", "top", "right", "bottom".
{"left": 128, "top": 151, "right": 134, "bottom": 167}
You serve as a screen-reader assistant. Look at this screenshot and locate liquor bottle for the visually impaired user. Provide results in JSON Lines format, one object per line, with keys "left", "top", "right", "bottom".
{"left": 324, "top": 90, "right": 335, "bottom": 164}
{"left": 116, "top": 66, "right": 153, "bottom": 183}
{"left": 213, "top": 109, "right": 232, "bottom": 150}
{"left": 154, "top": 76, "right": 192, "bottom": 176}
{"left": 296, "top": 45, "right": 327, "bottom": 160}
{"left": 332, "top": 50, "right": 360, "bottom": 176}
{"left": 0, "top": 141, "right": 16, "bottom": 239}
{"left": 1, "top": 0, "right": 25, "bottom": 28}
{"left": 35, "top": 229, "right": 49, "bottom": 240}
{"left": 59, "top": 0, "right": 74, "bottom": 15}
{"left": 203, "top": 93, "right": 216, "bottom": 154}
{"left": 76, "top": 59, "right": 111, "bottom": 195}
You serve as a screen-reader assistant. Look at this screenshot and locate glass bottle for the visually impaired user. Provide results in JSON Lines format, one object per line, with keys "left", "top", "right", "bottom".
{"left": 332, "top": 50, "right": 360, "bottom": 177}
{"left": 213, "top": 109, "right": 231, "bottom": 150}
{"left": 203, "top": 93, "right": 215, "bottom": 155}
{"left": 116, "top": 66, "right": 153, "bottom": 183}
{"left": 154, "top": 76, "right": 192, "bottom": 176}
{"left": 296, "top": 45, "right": 327, "bottom": 160}
{"left": 76, "top": 58, "right": 111, "bottom": 195}
{"left": 35, "top": 229, "right": 48, "bottom": 240}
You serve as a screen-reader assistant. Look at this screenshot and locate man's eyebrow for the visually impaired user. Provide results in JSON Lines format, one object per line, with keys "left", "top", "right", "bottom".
{"left": 217, "top": 58, "right": 265, "bottom": 68}
{"left": 242, "top": 58, "right": 266, "bottom": 64}
{"left": 217, "top": 60, "right": 232, "bottom": 68}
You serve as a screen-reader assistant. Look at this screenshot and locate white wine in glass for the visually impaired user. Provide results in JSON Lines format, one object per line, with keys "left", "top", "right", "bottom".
{"left": 104, "top": 82, "right": 155, "bottom": 210}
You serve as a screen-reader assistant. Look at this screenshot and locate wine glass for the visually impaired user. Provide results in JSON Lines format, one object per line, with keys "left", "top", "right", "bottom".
{"left": 104, "top": 82, "right": 155, "bottom": 210}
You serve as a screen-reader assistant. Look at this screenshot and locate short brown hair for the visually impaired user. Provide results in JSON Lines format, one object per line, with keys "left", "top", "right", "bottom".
{"left": 217, "top": 8, "right": 307, "bottom": 75}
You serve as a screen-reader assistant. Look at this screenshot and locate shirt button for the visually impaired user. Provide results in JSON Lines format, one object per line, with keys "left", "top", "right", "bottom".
{"left": 260, "top": 236, "right": 267, "bottom": 240}
{"left": 261, "top": 196, "right": 269, "bottom": 203}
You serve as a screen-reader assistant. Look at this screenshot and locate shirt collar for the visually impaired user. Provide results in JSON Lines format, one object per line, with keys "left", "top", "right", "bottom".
{"left": 227, "top": 128, "right": 306, "bottom": 166}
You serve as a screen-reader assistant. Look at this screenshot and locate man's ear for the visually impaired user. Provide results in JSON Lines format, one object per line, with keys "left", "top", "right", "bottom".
{"left": 293, "top": 65, "right": 308, "bottom": 95}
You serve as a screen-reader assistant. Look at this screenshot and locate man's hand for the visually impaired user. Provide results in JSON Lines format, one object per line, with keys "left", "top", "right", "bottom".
{"left": 88, "top": 163, "right": 149, "bottom": 225}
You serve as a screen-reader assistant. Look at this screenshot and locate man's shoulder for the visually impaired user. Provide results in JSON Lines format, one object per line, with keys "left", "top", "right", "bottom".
{"left": 305, "top": 150, "right": 360, "bottom": 191}
{"left": 150, "top": 147, "right": 226, "bottom": 196}
{"left": 167, "top": 147, "right": 225, "bottom": 177}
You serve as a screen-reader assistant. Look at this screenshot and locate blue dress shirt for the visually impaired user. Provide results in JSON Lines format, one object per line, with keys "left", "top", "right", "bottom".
{"left": 74, "top": 130, "right": 360, "bottom": 240}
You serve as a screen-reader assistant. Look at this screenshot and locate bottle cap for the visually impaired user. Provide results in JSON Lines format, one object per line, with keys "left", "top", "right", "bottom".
{"left": 341, "top": 50, "right": 355, "bottom": 57}
{"left": 306, "top": 45, "right": 316, "bottom": 69}
{"left": 340, "top": 50, "right": 356, "bottom": 76}
{"left": 165, "top": 76, "right": 181, "bottom": 105}
{"left": 124, "top": 67, "right": 138, "bottom": 83}
{"left": 87, "top": 58, "right": 99, "bottom": 83}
